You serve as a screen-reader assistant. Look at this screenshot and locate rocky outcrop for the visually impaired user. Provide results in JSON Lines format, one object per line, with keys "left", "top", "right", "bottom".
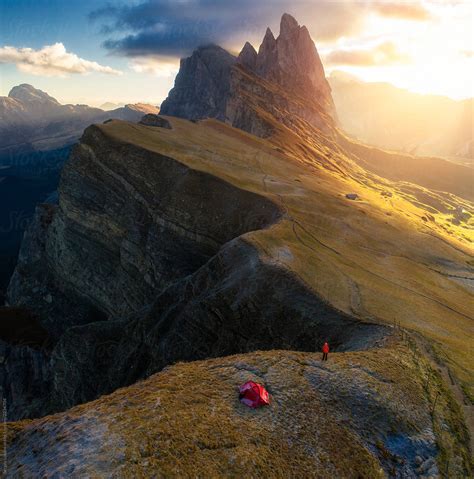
{"left": 160, "top": 45, "right": 236, "bottom": 121}
{"left": 138, "top": 114, "right": 171, "bottom": 128}
{"left": 160, "top": 14, "right": 336, "bottom": 137}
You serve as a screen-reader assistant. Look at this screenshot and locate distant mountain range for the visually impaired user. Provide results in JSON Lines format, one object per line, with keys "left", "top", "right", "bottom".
{"left": 329, "top": 72, "right": 473, "bottom": 165}
{"left": 0, "top": 84, "right": 159, "bottom": 155}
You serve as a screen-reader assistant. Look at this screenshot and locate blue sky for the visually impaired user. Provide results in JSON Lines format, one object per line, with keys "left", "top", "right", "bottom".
{"left": 0, "top": 0, "right": 174, "bottom": 105}
{"left": 0, "top": 1, "right": 472, "bottom": 106}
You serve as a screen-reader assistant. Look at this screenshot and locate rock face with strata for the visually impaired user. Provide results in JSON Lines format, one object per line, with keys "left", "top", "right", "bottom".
{"left": 8, "top": 125, "right": 280, "bottom": 336}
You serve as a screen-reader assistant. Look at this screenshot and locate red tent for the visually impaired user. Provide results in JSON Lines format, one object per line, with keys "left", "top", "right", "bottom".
{"left": 239, "top": 381, "right": 270, "bottom": 408}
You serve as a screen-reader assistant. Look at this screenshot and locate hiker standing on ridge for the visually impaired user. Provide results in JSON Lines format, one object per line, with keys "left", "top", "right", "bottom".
{"left": 322, "top": 342, "right": 329, "bottom": 361}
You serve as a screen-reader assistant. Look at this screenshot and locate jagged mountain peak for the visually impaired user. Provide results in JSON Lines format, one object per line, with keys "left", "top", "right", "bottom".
{"left": 262, "top": 27, "right": 276, "bottom": 43}
{"left": 237, "top": 41, "right": 258, "bottom": 70}
{"left": 256, "top": 13, "right": 331, "bottom": 100}
{"left": 258, "top": 28, "right": 277, "bottom": 57}
{"left": 161, "top": 13, "right": 336, "bottom": 134}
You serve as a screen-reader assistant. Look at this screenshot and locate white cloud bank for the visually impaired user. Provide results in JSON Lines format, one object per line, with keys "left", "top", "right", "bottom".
{"left": 0, "top": 43, "right": 122, "bottom": 77}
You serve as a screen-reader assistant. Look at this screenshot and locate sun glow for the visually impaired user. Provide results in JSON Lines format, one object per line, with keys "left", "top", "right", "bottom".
{"left": 323, "top": 1, "right": 473, "bottom": 100}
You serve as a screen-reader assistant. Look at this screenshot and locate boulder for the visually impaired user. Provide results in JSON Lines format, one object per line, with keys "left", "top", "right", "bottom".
{"left": 346, "top": 193, "right": 359, "bottom": 200}
{"left": 139, "top": 114, "right": 172, "bottom": 129}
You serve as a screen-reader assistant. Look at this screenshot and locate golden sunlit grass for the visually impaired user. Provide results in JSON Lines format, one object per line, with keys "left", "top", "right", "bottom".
{"left": 97, "top": 116, "right": 473, "bottom": 402}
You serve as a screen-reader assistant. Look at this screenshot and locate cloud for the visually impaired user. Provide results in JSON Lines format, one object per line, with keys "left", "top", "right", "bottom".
{"left": 0, "top": 43, "right": 122, "bottom": 77}
{"left": 371, "top": 2, "right": 432, "bottom": 20}
{"left": 324, "top": 42, "right": 410, "bottom": 66}
{"left": 89, "top": 1, "right": 434, "bottom": 59}
{"left": 129, "top": 56, "right": 180, "bottom": 76}
{"left": 90, "top": 0, "right": 273, "bottom": 57}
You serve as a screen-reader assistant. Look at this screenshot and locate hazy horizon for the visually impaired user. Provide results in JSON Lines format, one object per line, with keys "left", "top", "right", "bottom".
{"left": 2, "top": 66, "right": 474, "bottom": 110}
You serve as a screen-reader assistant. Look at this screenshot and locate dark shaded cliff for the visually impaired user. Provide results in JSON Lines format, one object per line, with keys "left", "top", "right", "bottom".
{"left": 160, "top": 45, "right": 236, "bottom": 121}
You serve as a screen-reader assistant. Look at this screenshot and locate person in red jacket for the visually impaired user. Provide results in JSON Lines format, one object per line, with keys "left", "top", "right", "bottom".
{"left": 322, "top": 342, "right": 329, "bottom": 361}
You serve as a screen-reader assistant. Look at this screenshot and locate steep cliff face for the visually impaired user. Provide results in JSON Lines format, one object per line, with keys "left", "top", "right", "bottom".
{"left": 8, "top": 124, "right": 281, "bottom": 337}
{"left": 160, "top": 45, "right": 236, "bottom": 121}
{"left": 161, "top": 14, "right": 335, "bottom": 136}
{"left": 7, "top": 204, "right": 105, "bottom": 339}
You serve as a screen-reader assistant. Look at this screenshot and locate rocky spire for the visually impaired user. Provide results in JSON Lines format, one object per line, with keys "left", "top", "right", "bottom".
{"left": 256, "top": 28, "right": 277, "bottom": 77}
{"left": 253, "top": 13, "right": 335, "bottom": 117}
{"left": 280, "top": 12, "right": 299, "bottom": 37}
{"left": 237, "top": 42, "right": 258, "bottom": 71}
